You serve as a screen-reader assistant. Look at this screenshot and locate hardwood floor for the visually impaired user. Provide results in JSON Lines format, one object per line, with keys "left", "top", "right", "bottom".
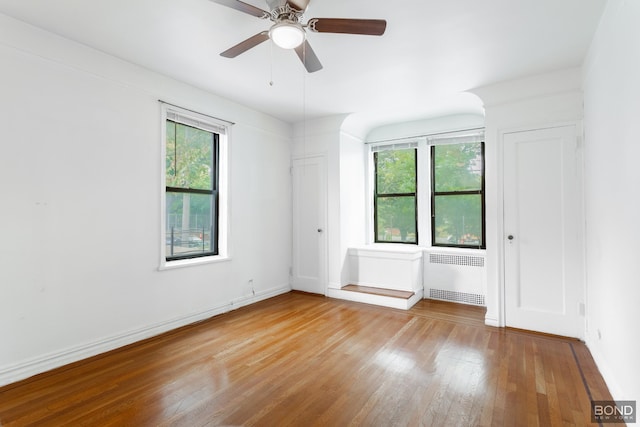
{"left": 0, "top": 292, "right": 612, "bottom": 426}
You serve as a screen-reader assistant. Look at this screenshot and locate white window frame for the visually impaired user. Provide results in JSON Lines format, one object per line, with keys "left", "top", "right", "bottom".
{"left": 159, "top": 103, "right": 230, "bottom": 270}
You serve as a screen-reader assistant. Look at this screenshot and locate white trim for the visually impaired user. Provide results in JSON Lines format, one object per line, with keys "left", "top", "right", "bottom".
{"left": 426, "top": 128, "right": 485, "bottom": 145}
{"left": 166, "top": 110, "right": 228, "bottom": 135}
{"left": 160, "top": 100, "right": 233, "bottom": 131}
{"left": 417, "top": 141, "right": 430, "bottom": 245}
{"left": 586, "top": 337, "right": 625, "bottom": 401}
{"left": 157, "top": 254, "right": 231, "bottom": 270}
{"left": 291, "top": 151, "right": 328, "bottom": 161}
{"left": 425, "top": 245, "right": 487, "bottom": 256}
{"left": 484, "top": 316, "right": 501, "bottom": 327}
{"left": 0, "top": 284, "right": 291, "bottom": 387}
{"left": 368, "top": 138, "right": 421, "bottom": 152}
{"left": 496, "top": 120, "right": 579, "bottom": 137}
{"left": 348, "top": 244, "right": 423, "bottom": 259}
{"left": 366, "top": 126, "right": 485, "bottom": 145}
{"left": 159, "top": 103, "right": 231, "bottom": 270}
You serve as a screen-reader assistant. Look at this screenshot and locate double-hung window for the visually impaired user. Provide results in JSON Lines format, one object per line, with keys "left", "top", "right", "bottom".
{"left": 370, "top": 130, "right": 485, "bottom": 249}
{"left": 373, "top": 145, "right": 418, "bottom": 243}
{"left": 431, "top": 139, "right": 485, "bottom": 249}
{"left": 162, "top": 105, "right": 228, "bottom": 262}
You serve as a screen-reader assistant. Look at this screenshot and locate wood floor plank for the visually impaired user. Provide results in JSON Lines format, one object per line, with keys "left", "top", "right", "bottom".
{"left": 0, "top": 292, "right": 614, "bottom": 426}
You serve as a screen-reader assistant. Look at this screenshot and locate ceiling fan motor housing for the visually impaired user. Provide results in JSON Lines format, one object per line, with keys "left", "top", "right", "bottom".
{"left": 266, "top": 0, "right": 307, "bottom": 13}
{"left": 269, "top": 4, "right": 304, "bottom": 23}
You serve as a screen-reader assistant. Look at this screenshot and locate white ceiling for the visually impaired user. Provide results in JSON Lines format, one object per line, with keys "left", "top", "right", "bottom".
{"left": 0, "top": 0, "right": 606, "bottom": 128}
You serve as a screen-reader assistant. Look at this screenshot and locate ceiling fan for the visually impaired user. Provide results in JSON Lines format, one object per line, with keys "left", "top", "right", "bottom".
{"left": 210, "top": 0, "right": 387, "bottom": 73}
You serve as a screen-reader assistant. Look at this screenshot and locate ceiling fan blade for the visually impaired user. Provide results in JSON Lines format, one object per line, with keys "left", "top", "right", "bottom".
{"left": 220, "top": 31, "right": 270, "bottom": 58}
{"left": 286, "top": 0, "right": 310, "bottom": 12}
{"left": 209, "top": 0, "right": 270, "bottom": 19}
{"left": 307, "top": 18, "right": 387, "bottom": 36}
{"left": 294, "top": 40, "right": 323, "bottom": 73}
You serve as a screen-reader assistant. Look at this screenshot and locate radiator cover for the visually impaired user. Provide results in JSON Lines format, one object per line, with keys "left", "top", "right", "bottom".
{"left": 425, "top": 252, "right": 486, "bottom": 306}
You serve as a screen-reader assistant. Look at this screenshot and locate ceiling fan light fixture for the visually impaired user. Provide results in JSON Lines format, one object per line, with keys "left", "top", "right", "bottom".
{"left": 269, "top": 21, "right": 305, "bottom": 49}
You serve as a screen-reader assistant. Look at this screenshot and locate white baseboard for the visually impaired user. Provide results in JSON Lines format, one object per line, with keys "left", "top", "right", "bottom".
{"left": 0, "top": 284, "right": 291, "bottom": 388}
{"left": 484, "top": 316, "right": 501, "bottom": 327}
{"left": 585, "top": 335, "right": 625, "bottom": 401}
{"left": 327, "top": 281, "right": 342, "bottom": 290}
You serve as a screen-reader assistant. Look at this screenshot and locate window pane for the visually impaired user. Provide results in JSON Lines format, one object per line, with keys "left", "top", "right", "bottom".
{"left": 166, "top": 121, "right": 213, "bottom": 191}
{"left": 376, "top": 196, "right": 417, "bottom": 243}
{"left": 166, "top": 121, "right": 176, "bottom": 179}
{"left": 166, "top": 192, "right": 215, "bottom": 257}
{"left": 376, "top": 149, "right": 416, "bottom": 194}
{"left": 434, "top": 194, "right": 482, "bottom": 247}
{"left": 433, "top": 143, "right": 483, "bottom": 192}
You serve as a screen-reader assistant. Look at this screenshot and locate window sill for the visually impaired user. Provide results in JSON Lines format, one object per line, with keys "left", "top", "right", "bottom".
{"left": 353, "top": 243, "right": 422, "bottom": 252}
{"left": 158, "top": 254, "right": 231, "bottom": 271}
{"left": 349, "top": 244, "right": 423, "bottom": 260}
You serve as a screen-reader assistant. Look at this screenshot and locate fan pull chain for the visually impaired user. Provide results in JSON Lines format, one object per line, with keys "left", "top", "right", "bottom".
{"left": 269, "top": 41, "right": 274, "bottom": 86}
{"left": 302, "top": 41, "right": 307, "bottom": 163}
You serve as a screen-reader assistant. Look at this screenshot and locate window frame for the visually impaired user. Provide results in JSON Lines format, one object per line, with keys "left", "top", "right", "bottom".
{"left": 367, "top": 130, "right": 485, "bottom": 251}
{"left": 160, "top": 104, "right": 230, "bottom": 269}
{"left": 430, "top": 141, "right": 486, "bottom": 250}
{"left": 165, "top": 124, "right": 219, "bottom": 261}
{"left": 372, "top": 147, "right": 418, "bottom": 244}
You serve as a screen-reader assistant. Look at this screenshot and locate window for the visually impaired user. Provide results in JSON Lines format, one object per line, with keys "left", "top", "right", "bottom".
{"left": 373, "top": 147, "right": 417, "bottom": 243}
{"left": 369, "top": 130, "right": 485, "bottom": 250}
{"left": 431, "top": 141, "right": 485, "bottom": 249}
{"left": 163, "top": 106, "right": 227, "bottom": 262}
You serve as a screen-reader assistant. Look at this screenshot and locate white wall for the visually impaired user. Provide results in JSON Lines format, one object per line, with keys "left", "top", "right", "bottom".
{"left": 292, "top": 115, "right": 348, "bottom": 290}
{"left": 582, "top": 0, "right": 640, "bottom": 402}
{"left": 338, "top": 130, "right": 367, "bottom": 286}
{"left": 471, "top": 68, "right": 584, "bottom": 328}
{"left": 0, "top": 14, "right": 292, "bottom": 386}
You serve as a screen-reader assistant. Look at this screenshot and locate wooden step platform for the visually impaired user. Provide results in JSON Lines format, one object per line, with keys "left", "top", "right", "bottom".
{"left": 328, "top": 284, "right": 422, "bottom": 310}
{"left": 342, "top": 284, "right": 415, "bottom": 300}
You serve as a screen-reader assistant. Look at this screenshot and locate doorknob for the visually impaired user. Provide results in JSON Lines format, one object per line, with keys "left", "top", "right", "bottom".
{"left": 507, "top": 235, "right": 514, "bottom": 240}
{"left": 317, "top": 228, "right": 323, "bottom": 233}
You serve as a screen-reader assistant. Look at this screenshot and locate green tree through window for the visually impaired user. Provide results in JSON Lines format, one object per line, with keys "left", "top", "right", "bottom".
{"left": 374, "top": 148, "right": 417, "bottom": 243}
{"left": 165, "top": 119, "right": 219, "bottom": 260}
{"left": 431, "top": 142, "right": 485, "bottom": 248}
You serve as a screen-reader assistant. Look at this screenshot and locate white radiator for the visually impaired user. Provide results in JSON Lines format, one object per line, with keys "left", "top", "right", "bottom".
{"left": 424, "top": 252, "right": 486, "bottom": 306}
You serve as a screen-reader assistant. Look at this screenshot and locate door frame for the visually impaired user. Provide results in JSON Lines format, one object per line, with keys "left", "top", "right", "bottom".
{"left": 291, "top": 153, "right": 329, "bottom": 296}
{"left": 495, "top": 121, "right": 585, "bottom": 337}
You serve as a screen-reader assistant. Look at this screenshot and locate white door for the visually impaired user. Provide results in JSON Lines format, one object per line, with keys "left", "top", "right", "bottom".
{"left": 503, "top": 125, "right": 584, "bottom": 338}
{"left": 292, "top": 156, "right": 327, "bottom": 294}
